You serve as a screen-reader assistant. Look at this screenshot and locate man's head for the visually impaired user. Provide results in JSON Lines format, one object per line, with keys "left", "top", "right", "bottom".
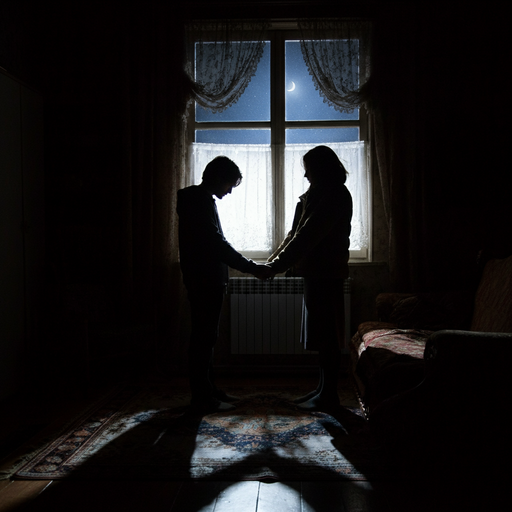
{"left": 202, "top": 156, "right": 242, "bottom": 199}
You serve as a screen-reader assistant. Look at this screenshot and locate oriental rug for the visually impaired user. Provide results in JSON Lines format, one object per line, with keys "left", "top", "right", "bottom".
{"left": 13, "top": 381, "right": 392, "bottom": 481}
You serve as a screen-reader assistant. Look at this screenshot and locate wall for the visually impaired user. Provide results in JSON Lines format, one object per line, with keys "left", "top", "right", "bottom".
{"left": 0, "top": 69, "right": 44, "bottom": 400}
{"left": 1, "top": 1, "right": 509, "bottom": 382}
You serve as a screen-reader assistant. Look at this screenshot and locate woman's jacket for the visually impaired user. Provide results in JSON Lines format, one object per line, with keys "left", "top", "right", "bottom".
{"left": 268, "top": 182, "right": 352, "bottom": 279}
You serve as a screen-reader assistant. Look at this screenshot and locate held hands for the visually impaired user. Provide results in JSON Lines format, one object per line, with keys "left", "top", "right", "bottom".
{"left": 252, "top": 264, "right": 276, "bottom": 281}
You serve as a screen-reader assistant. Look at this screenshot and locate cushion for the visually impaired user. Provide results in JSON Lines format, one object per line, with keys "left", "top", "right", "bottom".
{"left": 375, "top": 293, "right": 414, "bottom": 321}
{"left": 389, "top": 292, "right": 474, "bottom": 331}
{"left": 354, "top": 328, "right": 431, "bottom": 410}
{"left": 354, "top": 328, "right": 431, "bottom": 386}
{"left": 471, "top": 255, "right": 512, "bottom": 333}
{"left": 358, "top": 328, "right": 431, "bottom": 359}
{"left": 350, "top": 321, "right": 397, "bottom": 363}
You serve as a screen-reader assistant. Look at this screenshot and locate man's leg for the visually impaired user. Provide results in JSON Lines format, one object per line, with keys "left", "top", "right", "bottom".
{"left": 187, "top": 286, "right": 235, "bottom": 411}
{"left": 208, "top": 362, "right": 239, "bottom": 403}
{"left": 187, "top": 286, "right": 223, "bottom": 403}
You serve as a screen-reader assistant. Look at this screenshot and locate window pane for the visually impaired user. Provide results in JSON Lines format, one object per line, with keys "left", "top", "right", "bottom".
{"left": 285, "top": 41, "right": 359, "bottom": 122}
{"left": 196, "top": 42, "right": 270, "bottom": 122}
{"left": 196, "top": 129, "right": 271, "bottom": 144}
{"left": 286, "top": 127, "right": 359, "bottom": 144}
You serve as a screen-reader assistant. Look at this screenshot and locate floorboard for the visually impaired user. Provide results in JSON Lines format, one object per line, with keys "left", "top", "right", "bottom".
{"left": 0, "top": 480, "right": 52, "bottom": 511}
{"left": 1, "top": 480, "right": 185, "bottom": 512}
{"left": 256, "top": 482, "right": 302, "bottom": 512}
{"left": 215, "top": 481, "right": 260, "bottom": 512}
{"left": 171, "top": 481, "right": 227, "bottom": 511}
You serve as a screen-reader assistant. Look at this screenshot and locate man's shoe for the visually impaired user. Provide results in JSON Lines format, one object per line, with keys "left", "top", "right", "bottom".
{"left": 190, "top": 397, "right": 236, "bottom": 414}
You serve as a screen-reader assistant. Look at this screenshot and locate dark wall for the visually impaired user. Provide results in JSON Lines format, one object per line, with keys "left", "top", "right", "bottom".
{"left": 2, "top": 1, "right": 129, "bottom": 291}
{"left": 415, "top": 2, "right": 510, "bottom": 286}
{"left": 1, "top": 0, "right": 509, "bottom": 351}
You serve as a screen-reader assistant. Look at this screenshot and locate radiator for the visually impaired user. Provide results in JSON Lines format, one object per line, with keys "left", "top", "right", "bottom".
{"left": 229, "top": 277, "right": 352, "bottom": 355}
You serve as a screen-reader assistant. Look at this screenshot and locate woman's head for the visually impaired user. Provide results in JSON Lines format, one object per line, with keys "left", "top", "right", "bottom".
{"left": 302, "top": 145, "right": 348, "bottom": 186}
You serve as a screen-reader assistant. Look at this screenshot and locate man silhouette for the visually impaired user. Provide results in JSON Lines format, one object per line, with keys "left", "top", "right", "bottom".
{"left": 177, "top": 156, "right": 270, "bottom": 413}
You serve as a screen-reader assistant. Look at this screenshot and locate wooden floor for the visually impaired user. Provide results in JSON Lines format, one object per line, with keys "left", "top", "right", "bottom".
{"left": 0, "top": 479, "right": 384, "bottom": 511}
{"left": 1, "top": 474, "right": 502, "bottom": 512}
{"left": 0, "top": 374, "right": 502, "bottom": 512}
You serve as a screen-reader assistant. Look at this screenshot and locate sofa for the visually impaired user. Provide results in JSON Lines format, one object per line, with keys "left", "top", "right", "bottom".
{"left": 349, "top": 252, "right": 512, "bottom": 465}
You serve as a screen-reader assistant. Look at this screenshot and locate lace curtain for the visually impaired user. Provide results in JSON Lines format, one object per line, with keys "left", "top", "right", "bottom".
{"left": 285, "top": 142, "right": 369, "bottom": 254}
{"left": 191, "top": 142, "right": 368, "bottom": 256}
{"left": 190, "top": 143, "right": 273, "bottom": 255}
{"left": 184, "top": 21, "right": 269, "bottom": 113}
{"left": 298, "top": 19, "right": 372, "bottom": 113}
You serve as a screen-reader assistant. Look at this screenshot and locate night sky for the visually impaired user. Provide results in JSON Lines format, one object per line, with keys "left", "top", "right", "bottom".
{"left": 196, "top": 41, "right": 360, "bottom": 145}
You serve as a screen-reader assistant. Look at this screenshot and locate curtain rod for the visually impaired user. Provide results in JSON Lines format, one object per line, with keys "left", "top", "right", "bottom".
{"left": 186, "top": 18, "right": 371, "bottom": 26}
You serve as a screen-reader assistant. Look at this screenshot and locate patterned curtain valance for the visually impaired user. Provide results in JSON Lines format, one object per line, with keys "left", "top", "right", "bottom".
{"left": 184, "top": 20, "right": 270, "bottom": 113}
{"left": 298, "top": 19, "right": 372, "bottom": 113}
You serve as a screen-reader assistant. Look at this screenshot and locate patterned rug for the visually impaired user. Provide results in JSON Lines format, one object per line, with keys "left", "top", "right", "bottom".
{"left": 13, "top": 381, "right": 391, "bottom": 481}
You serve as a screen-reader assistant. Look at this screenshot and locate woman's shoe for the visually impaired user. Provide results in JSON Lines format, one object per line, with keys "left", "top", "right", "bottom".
{"left": 294, "top": 369, "right": 324, "bottom": 404}
{"left": 214, "top": 389, "right": 239, "bottom": 403}
{"left": 293, "top": 389, "right": 320, "bottom": 404}
{"left": 296, "top": 394, "right": 340, "bottom": 413}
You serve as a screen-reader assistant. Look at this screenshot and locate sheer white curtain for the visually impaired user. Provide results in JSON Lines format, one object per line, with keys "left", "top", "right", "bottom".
{"left": 186, "top": 19, "right": 371, "bottom": 258}
{"left": 191, "top": 142, "right": 368, "bottom": 256}
{"left": 285, "top": 142, "right": 369, "bottom": 254}
{"left": 190, "top": 143, "right": 273, "bottom": 255}
{"left": 295, "top": 19, "right": 372, "bottom": 256}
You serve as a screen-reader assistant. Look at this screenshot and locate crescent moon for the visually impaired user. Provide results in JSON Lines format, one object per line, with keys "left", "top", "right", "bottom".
{"left": 287, "top": 81, "right": 296, "bottom": 92}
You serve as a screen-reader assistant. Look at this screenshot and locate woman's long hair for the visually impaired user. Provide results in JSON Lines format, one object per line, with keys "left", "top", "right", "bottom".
{"left": 303, "top": 145, "right": 348, "bottom": 185}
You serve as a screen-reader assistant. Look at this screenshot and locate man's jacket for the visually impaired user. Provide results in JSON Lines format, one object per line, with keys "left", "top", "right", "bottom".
{"left": 177, "top": 185, "right": 256, "bottom": 288}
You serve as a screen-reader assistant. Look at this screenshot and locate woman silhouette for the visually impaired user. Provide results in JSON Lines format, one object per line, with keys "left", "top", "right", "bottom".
{"left": 267, "top": 146, "right": 352, "bottom": 411}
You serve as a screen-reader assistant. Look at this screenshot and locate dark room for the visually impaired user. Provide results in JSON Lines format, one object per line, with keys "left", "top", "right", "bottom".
{"left": 1, "top": 1, "right": 510, "bottom": 510}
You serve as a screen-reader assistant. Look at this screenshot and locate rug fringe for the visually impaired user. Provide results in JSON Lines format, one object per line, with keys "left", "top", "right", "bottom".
{"left": 0, "top": 384, "right": 127, "bottom": 480}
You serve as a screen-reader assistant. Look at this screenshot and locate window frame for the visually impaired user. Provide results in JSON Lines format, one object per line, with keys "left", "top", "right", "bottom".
{"left": 187, "top": 22, "right": 371, "bottom": 262}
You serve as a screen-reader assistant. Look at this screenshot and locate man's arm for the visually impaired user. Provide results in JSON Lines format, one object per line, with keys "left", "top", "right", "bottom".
{"left": 252, "top": 264, "right": 275, "bottom": 280}
{"left": 178, "top": 187, "right": 260, "bottom": 275}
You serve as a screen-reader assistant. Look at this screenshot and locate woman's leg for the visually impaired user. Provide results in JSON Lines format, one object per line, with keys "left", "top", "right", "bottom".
{"left": 297, "top": 278, "right": 345, "bottom": 411}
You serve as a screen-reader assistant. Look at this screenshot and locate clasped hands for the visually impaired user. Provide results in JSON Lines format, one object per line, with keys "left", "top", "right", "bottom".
{"left": 252, "top": 263, "right": 276, "bottom": 281}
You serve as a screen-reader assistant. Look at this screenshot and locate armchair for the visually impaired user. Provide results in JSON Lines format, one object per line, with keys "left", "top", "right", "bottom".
{"left": 349, "top": 252, "right": 512, "bottom": 463}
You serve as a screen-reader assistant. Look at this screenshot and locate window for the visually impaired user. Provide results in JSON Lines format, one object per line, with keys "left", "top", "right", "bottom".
{"left": 187, "top": 24, "right": 370, "bottom": 260}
